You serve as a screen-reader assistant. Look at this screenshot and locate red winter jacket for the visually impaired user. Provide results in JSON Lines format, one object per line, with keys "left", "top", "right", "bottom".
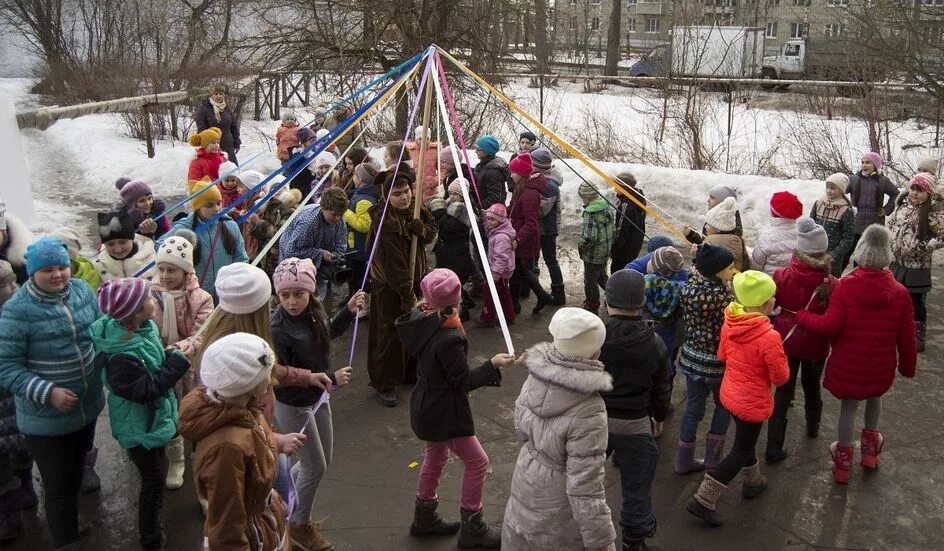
{"left": 796, "top": 268, "right": 916, "bottom": 400}
{"left": 187, "top": 149, "right": 227, "bottom": 183}
{"left": 509, "top": 173, "right": 547, "bottom": 259}
{"left": 773, "top": 255, "right": 837, "bottom": 361}
{"left": 718, "top": 304, "right": 790, "bottom": 422}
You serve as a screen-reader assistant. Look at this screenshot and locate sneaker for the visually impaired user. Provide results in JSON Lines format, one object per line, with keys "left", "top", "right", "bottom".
{"left": 289, "top": 521, "right": 334, "bottom": 551}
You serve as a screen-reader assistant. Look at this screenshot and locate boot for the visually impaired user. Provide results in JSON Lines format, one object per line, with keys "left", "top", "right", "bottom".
{"left": 165, "top": 435, "right": 186, "bottom": 490}
{"left": 532, "top": 290, "right": 555, "bottom": 314}
{"left": 806, "top": 408, "right": 821, "bottom": 438}
{"left": 551, "top": 284, "right": 566, "bottom": 306}
{"left": 376, "top": 387, "right": 398, "bottom": 408}
{"left": 14, "top": 468, "right": 37, "bottom": 510}
{"left": 410, "top": 497, "right": 460, "bottom": 537}
{"left": 685, "top": 474, "right": 726, "bottom": 527}
{"left": 702, "top": 434, "right": 726, "bottom": 471}
{"left": 860, "top": 429, "right": 884, "bottom": 470}
{"left": 916, "top": 321, "right": 926, "bottom": 353}
{"left": 288, "top": 521, "right": 334, "bottom": 551}
{"left": 623, "top": 536, "right": 662, "bottom": 551}
{"left": 458, "top": 508, "right": 501, "bottom": 549}
{"left": 81, "top": 448, "right": 101, "bottom": 493}
{"left": 674, "top": 439, "right": 705, "bottom": 475}
{"left": 740, "top": 461, "right": 767, "bottom": 499}
{"left": 830, "top": 442, "right": 854, "bottom": 484}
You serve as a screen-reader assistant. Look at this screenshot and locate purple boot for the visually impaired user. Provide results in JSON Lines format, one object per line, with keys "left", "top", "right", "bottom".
{"left": 674, "top": 439, "right": 706, "bottom": 474}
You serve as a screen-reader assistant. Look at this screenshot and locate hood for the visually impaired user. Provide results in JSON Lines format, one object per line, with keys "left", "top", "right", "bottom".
{"left": 584, "top": 197, "right": 608, "bottom": 213}
{"left": 544, "top": 165, "right": 564, "bottom": 187}
{"left": 89, "top": 315, "right": 152, "bottom": 355}
{"left": 525, "top": 172, "right": 548, "bottom": 195}
{"left": 395, "top": 309, "right": 445, "bottom": 357}
{"left": 895, "top": 190, "right": 944, "bottom": 211}
{"left": 178, "top": 386, "right": 260, "bottom": 441}
{"left": 769, "top": 217, "right": 796, "bottom": 230}
{"left": 353, "top": 184, "right": 381, "bottom": 202}
{"left": 601, "top": 316, "right": 656, "bottom": 361}
{"left": 150, "top": 271, "right": 201, "bottom": 293}
{"left": 484, "top": 156, "right": 507, "bottom": 171}
{"left": 490, "top": 219, "right": 516, "bottom": 240}
{"left": 843, "top": 268, "right": 900, "bottom": 308}
{"left": 790, "top": 252, "right": 831, "bottom": 274}
{"left": 519, "top": 342, "right": 612, "bottom": 418}
{"left": 1, "top": 211, "right": 33, "bottom": 266}
{"left": 723, "top": 303, "right": 772, "bottom": 343}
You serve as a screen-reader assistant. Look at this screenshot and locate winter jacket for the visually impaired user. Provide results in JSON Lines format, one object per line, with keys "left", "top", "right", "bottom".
{"left": 92, "top": 235, "right": 156, "bottom": 282}
{"left": 474, "top": 155, "right": 510, "bottom": 210}
{"left": 406, "top": 140, "right": 441, "bottom": 202}
{"left": 396, "top": 309, "right": 501, "bottom": 442}
{"left": 344, "top": 184, "right": 380, "bottom": 259}
{"left": 599, "top": 315, "right": 671, "bottom": 422}
{"left": 322, "top": 112, "right": 361, "bottom": 152}
{"left": 249, "top": 189, "right": 301, "bottom": 276}
{"left": 706, "top": 232, "right": 750, "bottom": 272}
{"left": 539, "top": 167, "right": 563, "bottom": 236}
{"left": 487, "top": 219, "right": 517, "bottom": 279}
{"left": 218, "top": 183, "right": 242, "bottom": 211}
{"left": 275, "top": 122, "right": 300, "bottom": 162}
{"left": 278, "top": 204, "right": 347, "bottom": 270}
{"left": 510, "top": 173, "right": 548, "bottom": 259}
{"left": 772, "top": 255, "right": 837, "bottom": 361}
{"left": 178, "top": 388, "right": 287, "bottom": 551}
{"left": 849, "top": 171, "right": 898, "bottom": 234}
{"left": 287, "top": 146, "right": 317, "bottom": 200}
{"left": 0, "top": 211, "right": 32, "bottom": 284}
{"left": 73, "top": 256, "right": 101, "bottom": 292}
{"left": 611, "top": 195, "right": 646, "bottom": 269}
{"left": 90, "top": 317, "right": 189, "bottom": 450}
{"left": 718, "top": 303, "right": 790, "bottom": 423}
{"left": 150, "top": 272, "right": 214, "bottom": 358}
{"left": 271, "top": 306, "right": 355, "bottom": 407}
{"left": 166, "top": 213, "right": 249, "bottom": 298}
{"left": 751, "top": 218, "right": 797, "bottom": 276}
{"left": 195, "top": 97, "right": 241, "bottom": 162}
{"left": 434, "top": 201, "right": 474, "bottom": 281}
{"left": 502, "top": 342, "right": 615, "bottom": 551}
{"left": 579, "top": 197, "right": 614, "bottom": 265}
{"left": 188, "top": 148, "right": 228, "bottom": 184}
{"left": 678, "top": 272, "right": 732, "bottom": 382}
{"left": 796, "top": 268, "right": 916, "bottom": 400}
{"left": 887, "top": 191, "right": 944, "bottom": 270}
{"left": 811, "top": 198, "right": 856, "bottom": 274}
{"left": 0, "top": 280, "right": 103, "bottom": 436}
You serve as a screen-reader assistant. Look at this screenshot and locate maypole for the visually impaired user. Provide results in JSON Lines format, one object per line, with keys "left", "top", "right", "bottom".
{"left": 408, "top": 47, "right": 437, "bottom": 289}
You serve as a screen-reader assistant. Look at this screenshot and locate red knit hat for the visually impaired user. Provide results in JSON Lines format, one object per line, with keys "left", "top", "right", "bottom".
{"left": 508, "top": 153, "right": 533, "bottom": 178}
{"left": 420, "top": 268, "right": 462, "bottom": 309}
{"left": 770, "top": 191, "right": 803, "bottom": 219}
{"left": 910, "top": 173, "right": 936, "bottom": 195}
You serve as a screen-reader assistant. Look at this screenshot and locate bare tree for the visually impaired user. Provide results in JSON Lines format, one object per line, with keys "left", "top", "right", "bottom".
{"left": 604, "top": 0, "right": 622, "bottom": 76}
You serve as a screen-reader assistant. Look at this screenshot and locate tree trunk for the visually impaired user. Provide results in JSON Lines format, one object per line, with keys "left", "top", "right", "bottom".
{"left": 604, "top": 0, "right": 622, "bottom": 76}
{"left": 534, "top": 0, "right": 549, "bottom": 75}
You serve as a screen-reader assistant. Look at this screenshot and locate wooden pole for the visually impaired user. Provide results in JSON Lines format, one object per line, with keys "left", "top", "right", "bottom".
{"left": 408, "top": 52, "right": 436, "bottom": 289}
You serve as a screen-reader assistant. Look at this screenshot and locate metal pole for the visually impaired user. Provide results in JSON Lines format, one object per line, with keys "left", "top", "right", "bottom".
{"left": 408, "top": 52, "right": 436, "bottom": 289}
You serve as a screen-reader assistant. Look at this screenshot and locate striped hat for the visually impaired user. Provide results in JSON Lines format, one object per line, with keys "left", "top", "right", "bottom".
{"left": 98, "top": 278, "right": 150, "bottom": 325}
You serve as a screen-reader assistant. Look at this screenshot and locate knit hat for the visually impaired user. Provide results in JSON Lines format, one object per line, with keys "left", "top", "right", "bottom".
{"left": 850, "top": 224, "right": 893, "bottom": 269}
{"left": 156, "top": 235, "right": 195, "bottom": 273}
{"left": 862, "top": 151, "right": 883, "bottom": 171}
{"left": 485, "top": 203, "right": 507, "bottom": 221}
{"left": 188, "top": 127, "right": 222, "bottom": 148}
{"left": 240, "top": 171, "right": 266, "bottom": 192}
{"left": 188, "top": 178, "right": 223, "bottom": 211}
{"left": 770, "top": 191, "right": 803, "bottom": 219}
{"left": 314, "top": 151, "right": 337, "bottom": 169}
{"left": 216, "top": 263, "right": 272, "bottom": 314}
{"left": 530, "top": 147, "right": 553, "bottom": 171}
{"left": 381, "top": 163, "right": 415, "bottom": 197}
{"left": 296, "top": 127, "right": 315, "bottom": 144}
{"left": 695, "top": 243, "right": 735, "bottom": 278}
{"left": 910, "top": 173, "right": 936, "bottom": 195}
{"left": 439, "top": 146, "right": 456, "bottom": 166}
{"left": 605, "top": 269, "right": 646, "bottom": 310}
{"left": 704, "top": 196, "right": 738, "bottom": 232}
{"left": 508, "top": 153, "right": 533, "bottom": 178}
{"left": 826, "top": 173, "right": 850, "bottom": 193}
{"left": 98, "top": 278, "right": 150, "bottom": 325}
{"left": 315, "top": 128, "right": 330, "bottom": 142}
{"left": 281, "top": 111, "right": 297, "bottom": 123}
{"left": 578, "top": 182, "right": 598, "bottom": 202}
{"left": 917, "top": 156, "right": 939, "bottom": 174}
{"left": 549, "top": 307, "right": 606, "bottom": 359}
{"left": 355, "top": 162, "right": 378, "bottom": 186}
{"left": 650, "top": 246, "right": 684, "bottom": 277}
{"left": 474, "top": 135, "right": 500, "bottom": 156}
{"left": 0, "top": 259, "right": 16, "bottom": 304}
{"left": 414, "top": 126, "right": 429, "bottom": 141}
{"left": 49, "top": 229, "right": 83, "bottom": 261}
{"left": 172, "top": 228, "right": 199, "bottom": 246}
{"left": 707, "top": 184, "right": 738, "bottom": 202}
{"left": 796, "top": 217, "right": 829, "bottom": 255}
{"left": 427, "top": 197, "right": 447, "bottom": 213}
{"left": 273, "top": 257, "right": 317, "bottom": 294}
{"left": 25, "top": 236, "right": 70, "bottom": 276}
{"left": 421, "top": 268, "right": 462, "bottom": 309}
{"left": 201, "top": 333, "right": 276, "bottom": 399}
{"left": 732, "top": 270, "right": 777, "bottom": 308}
{"left": 114, "top": 177, "right": 131, "bottom": 191}
{"left": 647, "top": 235, "right": 673, "bottom": 253}
{"left": 448, "top": 178, "right": 468, "bottom": 196}
{"left": 219, "top": 161, "right": 238, "bottom": 181}
{"left": 519, "top": 131, "right": 537, "bottom": 143}
{"left": 116, "top": 179, "right": 152, "bottom": 207}
{"left": 97, "top": 211, "right": 136, "bottom": 243}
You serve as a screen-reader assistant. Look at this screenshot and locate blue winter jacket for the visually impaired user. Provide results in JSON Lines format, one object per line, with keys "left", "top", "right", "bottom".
{"left": 0, "top": 280, "right": 104, "bottom": 436}
{"left": 165, "top": 213, "right": 248, "bottom": 299}
{"left": 279, "top": 204, "right": 348, "bottom": 267}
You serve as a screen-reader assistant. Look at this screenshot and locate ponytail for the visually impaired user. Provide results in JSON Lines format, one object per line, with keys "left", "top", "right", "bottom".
{"left": 306, "top": 295, "right": 331, "bottom": 357}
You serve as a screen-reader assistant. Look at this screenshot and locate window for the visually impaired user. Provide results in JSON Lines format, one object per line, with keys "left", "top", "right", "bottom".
{"left": 827, "top": 0, "right": 849, "bottom": 5}
{"left": 824, "top": 23, "right": 845, "bottom": 36}
{"left": 765, "top": 22, "right": 778, "bottom": 37}
{"left": 591, "top": 17, "right": 600, "bottom": 30}
{"left": 645, "top": 18, "right": 661, "bottom": 33}
{"left": 790, "top": 22, "right": 807, "bottom": 38}
{"left": 784, "top": 43, "right": 801, "bottom": 56}
{"left": 570, "top": 17, "right": 576, "bottom": 30}
{"left": 628, "top": 17, "right": 637, "bottom": 32}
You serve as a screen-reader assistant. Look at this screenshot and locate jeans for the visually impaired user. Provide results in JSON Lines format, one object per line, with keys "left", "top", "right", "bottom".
{"left": 609, "top": 432, "right": 659, "bottom": 538}
{"left": 275, "top": 400, "right": 333, "bottom": 525}
{"left": 582, "top": 261, "right": 609, "bottom": 306}
{"left": 712, "top": 415, "right": 763, "bottom": 485}
{"left": 127, "top": 445, "right": 168, "bottom": 550}
{"left": 416, "top": 436, "right": 489, "bottom": 512}
{"left": 838, "top": 397, "right": 882, "bottom": 446}
{"left": 766, "top": 358, "right": 824, "bottom": 455}
{"left": 679, "top": 375, "right": 731, "bottom": 444}
{"left": 540, "top": 234, "right": 564, "bottom": 287}
{"left": 24, "top": 421, "right": 96, "bottom": 547}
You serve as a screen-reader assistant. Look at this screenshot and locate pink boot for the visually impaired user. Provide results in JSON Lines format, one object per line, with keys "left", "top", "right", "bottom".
{"left": 830, "top": 442, "right": 854, "bottom": 484}
{"left": 860, "top": 429, "right": 884, "bottom": 470}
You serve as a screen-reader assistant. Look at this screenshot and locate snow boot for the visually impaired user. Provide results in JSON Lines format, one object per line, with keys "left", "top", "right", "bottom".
{"left": 830, "top": 442, "right": 854, "bottom": 484}
{"left": 703, "top": 434, "right": 726, "bottom": 471}
{"left": 551, "top": 284, "right": 566, "bottom": 306}
{"left": 860, "top": 429, "right": 884, "bottom": 470}
{"left": 685, "top": 474, "right": 726, "bottom": 527}
{"left": 288, "top": 520, "right": 333, "bottom": 551}
{"left": 740, "top": 461, "right": 767, "bottom": 499}
{"left": 165, "top": 435, "right": 186, "bottom": 490}
{"left": 458, "top": 508, "right": 501, "bottom": 549}
{"left": 410, "top": 498, "right": 460, "bottom": 537}
{"left": 14, "top": 468, "right": 37, "bottom": 510}
{"left": 80, "top": 447, "right": 101, "bottom": 493}
{"left": 532, "top": 290, "right": 555, "bottom": 314}
{"left": 806, "top": 407, "right": 821, "bottom": 438}
{"left": 674, "top": 439, "right": 705, "bottom": 475}
{"left": 916, "top": 321, "right": 926, "bottom": 353}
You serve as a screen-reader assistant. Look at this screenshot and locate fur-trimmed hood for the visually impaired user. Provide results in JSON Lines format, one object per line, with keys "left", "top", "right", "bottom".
{"left": 1, "top": 211, "right": 33, "bottom": 270}
{"left": 895, "top": 189, "right": 944, "bottom": 211}
{"left": 519, "top": 342, "right": 613, "bottom": 418}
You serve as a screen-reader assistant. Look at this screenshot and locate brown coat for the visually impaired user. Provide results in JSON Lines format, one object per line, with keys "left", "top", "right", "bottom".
{"left": 705, "top": 232, "right": 750, "bottom": 272}
{"left": 178, "top": 388, "right": 287, "bottom": 551}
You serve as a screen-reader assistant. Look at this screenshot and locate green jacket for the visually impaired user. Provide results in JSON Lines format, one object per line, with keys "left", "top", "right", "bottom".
{"left": 579, "top": 198, "right": 614, "bottom": 265}
{"left": 73, "top": 256, "right": 101, "bottom": 293}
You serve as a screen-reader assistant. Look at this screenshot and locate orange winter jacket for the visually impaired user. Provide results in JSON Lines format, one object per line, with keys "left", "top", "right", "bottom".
{"left": 718, "top": 303, "right": 790, "bottom": 422}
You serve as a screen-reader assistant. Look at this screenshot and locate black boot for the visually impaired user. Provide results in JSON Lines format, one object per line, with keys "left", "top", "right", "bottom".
{"left": 81, "top": 448, "right": 101, "bottom": 493}
{"left": 410, "top": 498, "right": 460, "bottom": 537}
{"left": 806, "top": 407, "right": 821, "bottom": 438}
{"left": 458, "top": 508, "right": 501, "bottom": 549}
{"left": 917, "top": 321, "right": 927, "bottom": 353}
{"left": 532, "top": 290, "right": 555, "bottom": 314}
{"left": 15, "top": 468, "right": 37, "bottom": 510}
{"left": 551, "top": 284, "right": 566, "bottom": 305}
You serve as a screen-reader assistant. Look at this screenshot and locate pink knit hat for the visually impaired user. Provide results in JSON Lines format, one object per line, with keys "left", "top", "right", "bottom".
{"left": 508, "top": 153, "right": 533, "bottom": 177}
{"left": 910, "top": 173, "right": 936, "bottom": 195}
{"left": 273, "top": 257, "right": 318, "bottom": 294}
{"left": 862, "top": 151, "right": 883, "bottom": 171}
{"left": 485, "top": 203, "right": 507, "bottom": 221}
{"left": 98, "top": 278, "right": 150, "bottom": 325}
{"left": 116, "top": 179, "right": 152, "bottom": 207}
{"left": 421, "top": 268, "right": 462, "bottom": 309}
{"left": 448, "top": 178, "right": 468, "bottom": 196}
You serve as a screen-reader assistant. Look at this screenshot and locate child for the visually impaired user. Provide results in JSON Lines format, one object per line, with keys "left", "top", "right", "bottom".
{"left": 702, "top": 197, "right": 749, "bottom": 271}
{"left": 887, "top": 173, "right": 944, "bottom": 352}
{"left": 343, "top": 162, "right": 380, "bottom": 301}
{"left": 432, "top": 178, "right": 474, "bottom": 316}
{"left": 230, "top": 170, "right": 269, "bottom": 257}
{"left": 396, "top": 269, "right": 514, "bottom": 549}
{"left": 765, "top": 218, "right": 837, "bottom": 463}
{"left": 752, "top": 191, "right": 803, "bottom": 276}
{"left": 508, "top": 153, "right": 554, "bottom": 314}
{"left": 477, "top": 203, "right": 516, "bottom": 328}
{"left": 687, "top": 271, "right": 790, "bottom": 526}
{"left": 610, "top": 172, "right": 647, "bottom": 275}
{"left": 503, "top": 307, "right": 616, "bottom": 551}
{"left": 406, "top": 126, "right": 441, "bottom": 203}
{"left": 796, "top": 225, "right": 916, "bottom": 484}
{"left": 577, "top": 182, "right": 614, "bottom": 314}
{"left": 248, "top": 187, "right": 303, "bottom": 277}
{"left": 178, "top": 333, "right": 290, "bottom": 550}
{"left": 271, "top": 258, "right": 363, "bottom": 550}
{"left": 643, "top": 246, "right": 688, "bottom": 387}
{"left": 115, "top": 179, "right": 171, "bottom": 242}
{"left": 916, "top": 156, "right": 939, "bottom": 178}
{"left": 216, "top": 161, "right": 243, "bottom": 210}
{"left": 811, "top": 173, "right": 856, "bottom": 276}
{"left": 92, "top": 210, "right": 157, "bottom": 281}
{"left": 90, "top": 278, "right": 191, "bottom": 550}
{"left": 310, "top": 151, "right": 338, "bottom": 202}
{"left": 166, "top": 179, "right": 248, "bottom": 298}
{"left": 49, "top": 228, "right": 101, "bottom": 292}
{"left": 848, "top": 151, "right": 898, "bottom": 241}
{"left": 288, "top": 127, "right": 318, "bottom": 198}
{"left": 601, "top": 270, "right": 671, "bottom": 551}
{"left": 276, "top": 111, "right": 301, "bottom": 163}
{"left": 0, "top": 237, "right": 103, "bottom": 549}
{"left": 675, "top": 244, "right": 737, "bottom": 475}
{"left": 187, "top": 127, "right": 226, "bottom": 183}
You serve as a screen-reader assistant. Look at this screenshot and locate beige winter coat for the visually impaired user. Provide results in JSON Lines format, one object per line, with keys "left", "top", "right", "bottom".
{"left": 502, "top": 342, "right": 616, "bottom": 551}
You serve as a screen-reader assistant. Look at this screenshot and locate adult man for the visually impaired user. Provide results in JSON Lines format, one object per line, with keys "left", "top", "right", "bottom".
{"left": 279, "top": 187, "right": 349, "bottom": 300}
{"left": 472, "top": 135, "right": 509, "bottom": 210}
{"left": 323, "top": 103, "right": 362, "bottom": 152}
{"left": 530, "top": 147, "right": 566, "bottom": 305}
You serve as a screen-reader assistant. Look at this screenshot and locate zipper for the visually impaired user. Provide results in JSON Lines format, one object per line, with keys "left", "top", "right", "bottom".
{"left": 60, "top": 295, "right": 88, "bottom": 426}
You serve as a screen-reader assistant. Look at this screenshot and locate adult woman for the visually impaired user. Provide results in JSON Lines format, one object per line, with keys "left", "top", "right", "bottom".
{"left": 195, "top": 83, "right": 241, "bottom": 164}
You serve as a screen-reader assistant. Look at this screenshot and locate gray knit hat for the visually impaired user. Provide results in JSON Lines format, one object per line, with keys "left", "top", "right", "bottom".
{"left": 851, "top": 224, "right": 893, "bottom": 269}
{"left": 650, "top": 246, "right": 684, "bottom": 277}
{"left": 707, "top": 184, "right": 737, "bottom": 201}
{"left": 917, "top": 156, "right": 939, "bottom": 174}
{"left": 605, "top": 269, "right": 646, "bottom": 310}
{"left": 795, "top": 217, "right": 829, "bottom": 255}
{"left": 530, "top": 147, "right": 553, "bottom": 171}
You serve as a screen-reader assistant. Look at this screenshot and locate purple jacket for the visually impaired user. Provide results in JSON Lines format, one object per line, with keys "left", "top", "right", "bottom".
{"left": 487, "top": 219, "right": 516, "bottom": 279}
{"left": 509, "top": 173, "right": 547, "bottom": 259}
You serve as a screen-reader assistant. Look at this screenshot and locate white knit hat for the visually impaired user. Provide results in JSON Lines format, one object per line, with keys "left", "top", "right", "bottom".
{"left": 237, "top": 170, "right": 266, "bottom": 190}
{"left": 704, "top": 196, "right": 738, "bottom": 232}
{"left": 215, "top": 263, "right": 271, "bottom": 314}
{"left": 795, "top": 217, "right": 829, "bottom": 255}
{"left": 826, "top": 173, "right": 850, "bottom": 193}
{"left": 549, "top": 307, "right": 606, "bottom": 359}
{"left": 219, "top": 161, "right": 239, "bottom": 180}
{"left": 917, "top": 156, "right": 939, "bottom": 174}
{"left": 156, "top": 235, "right": 195, "bottom": 273}
{"left": 201, "top": 333, "right": 275, "bottom": 399}
{"left": 314, "top": 151, "right": 337, "bottom": 169}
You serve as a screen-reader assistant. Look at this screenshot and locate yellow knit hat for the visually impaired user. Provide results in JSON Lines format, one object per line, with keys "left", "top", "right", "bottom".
{"left": 188, "top": 127, "right": 222, "bottom": 148}
{"left": 732, "top": 270, "right": 777, "bottom": 308}
{"left": 189, "top": 178, "right": 223, "bottom": 211}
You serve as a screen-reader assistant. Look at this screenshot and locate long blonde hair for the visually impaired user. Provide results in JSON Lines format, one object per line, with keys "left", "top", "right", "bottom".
{"left": 194, "top": 305, "right": 274, "bottom": 375}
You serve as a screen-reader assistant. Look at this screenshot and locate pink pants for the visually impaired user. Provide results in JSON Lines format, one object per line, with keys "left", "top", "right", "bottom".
{"left": 416, "top": 436, "right": 489, "bottom": 512}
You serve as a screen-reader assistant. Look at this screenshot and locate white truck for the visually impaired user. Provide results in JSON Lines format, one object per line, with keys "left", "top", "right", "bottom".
{"left": 630, "top": 26, "right": 766, "bottom": 79}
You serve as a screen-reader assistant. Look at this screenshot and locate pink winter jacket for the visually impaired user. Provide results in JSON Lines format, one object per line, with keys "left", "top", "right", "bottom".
{"left": 406, "top": 140, "right": 441, "bottom": 203}
{"left": 487, "top": 219, "right": 516, "bottom": 279}
{"left": 150, "top": 272, "right": 214, "bottom": 359}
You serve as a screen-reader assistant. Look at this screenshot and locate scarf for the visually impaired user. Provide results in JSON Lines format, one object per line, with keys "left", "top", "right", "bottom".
{"left": 814, "top": 195, "right": 851, "bottom": 226}
{"left": 159, "top": 289, "right": 186, "bottom": 345}
{"left": 209, "top": 97, "right": 226, "bottom": 123}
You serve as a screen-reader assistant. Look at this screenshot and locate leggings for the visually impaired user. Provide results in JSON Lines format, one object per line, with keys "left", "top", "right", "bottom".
{"left": 911, "top": 293, "right": 927, "bottom": 323}
{"left": 275, "top": 400, "right": 333, "bottom": 525}
{"left": 416, "top": 436, "right": 489, "bottom": 512}
{"left": 838, "top": 397, "right": 882, "bottom": 447}
{"left": 712, "top": 415, "right": 763, "bottom": 485}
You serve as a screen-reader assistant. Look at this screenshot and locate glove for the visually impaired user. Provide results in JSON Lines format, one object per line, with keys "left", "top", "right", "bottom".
{"left": 684, "top": 228, "right": 704, "bottom": 245}
{"left": 406, "top": 218, "right": 426, "bottom": 237}
{"left": 165, "top": 349, "right": 192, "bottom": 376}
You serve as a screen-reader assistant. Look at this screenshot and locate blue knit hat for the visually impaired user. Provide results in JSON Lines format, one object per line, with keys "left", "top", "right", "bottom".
{"left": 475, "top": 135, "right": 500, "bottom": 156}
{"left": 25, "top": 237, "right": 71, "bottom": 276}
{"left": 647, "top": 235, "right": 674, "bottom": 253}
